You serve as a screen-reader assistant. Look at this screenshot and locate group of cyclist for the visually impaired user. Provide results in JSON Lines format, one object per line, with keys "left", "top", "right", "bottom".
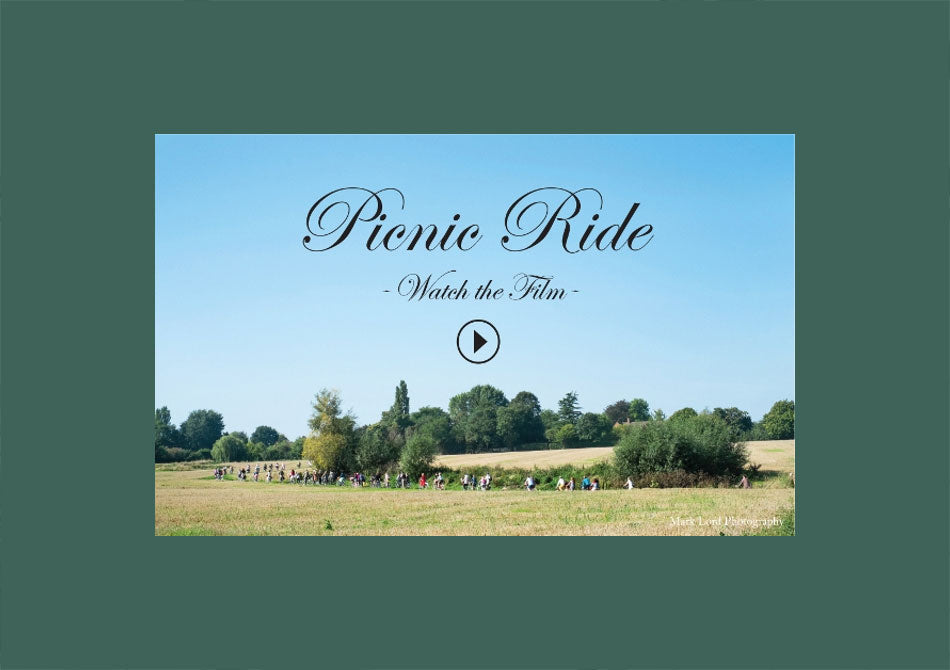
{"left": 214, "top": 464, "right": 453, "bottom": 489}
{"left": 212, "top": 464, "right": 758, "bottom": 491}
{"left": 212, "top": 464, "right": 627, "bottom": 491}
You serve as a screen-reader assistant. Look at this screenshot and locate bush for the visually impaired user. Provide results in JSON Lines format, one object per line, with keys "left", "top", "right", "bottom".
{"left": 163, "top": 447, "right": 191, "bottom": 462}
{"left": 188, "top": 448, "right": 212, "bottom": 461}
{"left": 613, "top": 414, "right": 747, "bottom": 479}
{"left": 610, "top": 423, "right": 632, "bottom": 444}
{"left": 632, "top": 470, "right": 732, "bottom": 489}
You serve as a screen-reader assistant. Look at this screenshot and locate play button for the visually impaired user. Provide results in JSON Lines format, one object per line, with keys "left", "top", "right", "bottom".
{"left": 457, "top": 319, "right": 500, "bottom": 364}
{"left": 473, "top": 330, "right": 487, "bottom": 353}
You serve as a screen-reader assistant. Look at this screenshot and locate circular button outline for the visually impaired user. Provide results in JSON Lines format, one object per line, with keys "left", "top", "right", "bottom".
{"left": 456, "top": 319, "right": 501, "bottom": 364}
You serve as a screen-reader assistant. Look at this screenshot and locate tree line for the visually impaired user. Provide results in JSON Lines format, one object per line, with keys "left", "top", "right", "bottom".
{"left": 154, "top": 407, "right": 305, "bottom": 463}
{"left": 156, "top": 381, "right": 794, "bottom": 482}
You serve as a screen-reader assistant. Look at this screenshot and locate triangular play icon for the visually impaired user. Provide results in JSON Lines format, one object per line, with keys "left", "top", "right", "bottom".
{"left": 473, "top": 330, "right": 487, "bottom": 353}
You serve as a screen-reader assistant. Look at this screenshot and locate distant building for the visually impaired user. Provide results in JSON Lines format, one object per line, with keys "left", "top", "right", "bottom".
{"left": 613, "top": 419, "right": 649, "bottom": 429}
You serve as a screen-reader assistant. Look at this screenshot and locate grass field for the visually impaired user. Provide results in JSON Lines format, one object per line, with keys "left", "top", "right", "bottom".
{"left": 155, "top": 440, "right": 794, "bottom": 536}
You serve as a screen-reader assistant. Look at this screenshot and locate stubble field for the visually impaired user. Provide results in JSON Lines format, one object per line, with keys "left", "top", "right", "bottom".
{"left": 435, "top": 440, "right": 795, "bottom": 472}
{"left": 155, "top": 440, "right": 794, "bottom": 536}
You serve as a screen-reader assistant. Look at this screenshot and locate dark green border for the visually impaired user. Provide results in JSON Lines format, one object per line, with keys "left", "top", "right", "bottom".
{"left": 2, "top": 2, "right": 947, "bottom": 669}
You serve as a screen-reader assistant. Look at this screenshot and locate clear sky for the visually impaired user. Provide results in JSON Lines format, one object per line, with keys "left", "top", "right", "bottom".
{"left": 156, "top": 134, "right": 794, "bottom": 438}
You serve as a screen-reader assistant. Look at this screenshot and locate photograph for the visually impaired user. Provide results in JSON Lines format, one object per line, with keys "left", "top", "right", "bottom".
{"left": 155, "top": 134, "right": 795, "bottom": 536}
{"left": 4, "top": 1, "right": 947, "bottom": 668}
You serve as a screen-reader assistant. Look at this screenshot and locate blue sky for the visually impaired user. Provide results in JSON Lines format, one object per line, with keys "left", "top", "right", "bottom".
{"left": 156, "top": 134, "right": 794, "bottom": 437}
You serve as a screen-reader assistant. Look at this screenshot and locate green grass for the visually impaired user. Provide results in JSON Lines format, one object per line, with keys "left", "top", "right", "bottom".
{"left": 164, "top": 526, "right": 223, "bottom": 536}
{"left": 742, "top": 508, "right": 795, "bottom": 536}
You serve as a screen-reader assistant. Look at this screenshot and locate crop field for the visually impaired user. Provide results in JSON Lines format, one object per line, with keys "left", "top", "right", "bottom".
{"left": 435, "top": 447, "right": 615, "bottom": 470}
{"left": 155, "top": 440, "right": 794, "bottom": 536}
{"left": 435, "top": 439, "right": 794, "bottom": 473}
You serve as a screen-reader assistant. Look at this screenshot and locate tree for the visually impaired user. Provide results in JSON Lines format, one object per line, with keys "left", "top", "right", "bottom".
{"left": 211, "top": 433, "right": 247, "bottom": 462}
{"left": 540, "top": 409, "right": 560, "bottom": 432}
{"left": 382, "top": 380, "right": 412, "bottom": 433}
{"left": 307, "top": 388, "right": 356, "bottom": 436}
{"left": 496, "top": 405, "right": 531, "bottom": 448}
{"left": 356, "top": 423, "right": 401, "bottom": 472}
{"left": 250, "top": 425, "right": 281, "bottom": 447}
{"left": 155, "top": 406, "right": 172, "bottom": 427}
{"left": 303, "top": 433, "right": 352, "bottom": 471}
{"left": 449, "top": 385, "right": 509, "bottom": 452}
{"left": 745, "top": 422, "right": 769, "bottom": 441}
{"left": 465, "top": 407, "right": 502, "bottom": 452}
{"left": 496, "top": 391, "right": 545, "bottom": 447}
{"left": 374, "top": 381, "right": 414, "bottom": 458}
{"left": 604, "top": 400, "right": 631, "bottom": 425}
{"left": 410, "top": 406, "right": 455, "bottom": 452}
{"left": 303, "top": 389, "right": 357, "bottom": 470}
{"left": 575, "top": 412, "right": 612, "bottom": 444}
{"left": 761, "top": 400, "right": 795, "bottom": 439}
{"left": 229, "top": 431, "right": 248, "bottom": 443}
{"left": 180, "top": 409, "right": 224, "bottom": 452}
{"left": 246, "top": 441, "right": 266, "bottom": 461}
{"left": 400, "top": 432, "right": 437, "bottom": 479}
{"left": 155, "top": 406, "right": 182, "bottom": 449}
{"left": 269, "top": 439, "right": 294, "bottom": 460}
{"left": 712, "top": 407, "right": 753, "bottom": 433}
{"left": 557, "top": 391, "right": 581, "bottom": 424}
{"left": 554, "top": 423, "right": 577, "bottom": 447}
{"left": 628, "top": 398, "right": 650, "bottom": 422}
{"left": 652, "top": 409, "right": 666, "bottom": 421}
{"left": 669, "top": 407, "right": 698, "bottom": 423}
{"left": 510, "top": 391, "right": 542, "bottom": 416}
